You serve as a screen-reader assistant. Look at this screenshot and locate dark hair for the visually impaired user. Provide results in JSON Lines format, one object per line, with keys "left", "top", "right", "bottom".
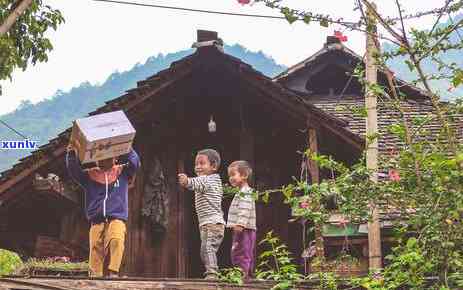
{"left": 228, "top": 160, "right": 253, "bottom": 179}
{"left": 197, "top": 149, "right": 221, "bottom": 169}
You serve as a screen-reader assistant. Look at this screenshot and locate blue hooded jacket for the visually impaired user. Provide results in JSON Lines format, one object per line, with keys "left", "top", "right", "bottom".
{"left": 65, "top": 148, "right": 141, "bottom": 223}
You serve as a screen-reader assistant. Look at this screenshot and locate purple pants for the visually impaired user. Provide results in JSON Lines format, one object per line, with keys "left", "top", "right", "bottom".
{"left": 231, "top": 229, "right": 256, "bottom": 278}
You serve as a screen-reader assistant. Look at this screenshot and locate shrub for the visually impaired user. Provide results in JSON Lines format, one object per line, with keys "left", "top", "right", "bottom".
{"left": 0, "top": 249, "right": 23, "bottom": 276}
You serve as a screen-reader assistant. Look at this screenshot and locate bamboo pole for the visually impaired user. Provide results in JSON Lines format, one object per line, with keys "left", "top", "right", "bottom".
{"left": 0, "top": 0, "right": 34, "bottom": 35}
{"left": 365, "top": 2, "right": 383, "bottom": 271}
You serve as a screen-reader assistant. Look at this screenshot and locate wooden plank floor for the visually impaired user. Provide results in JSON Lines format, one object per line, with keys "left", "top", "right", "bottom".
{"left": 0, "top": 277, "right": 281, "bottom": 290}
{"left": 0, "top": 276, "right": 361, "bottom": 290}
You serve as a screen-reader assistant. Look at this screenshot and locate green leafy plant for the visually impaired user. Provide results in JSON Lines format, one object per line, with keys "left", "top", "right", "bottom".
{"left": 351, "top": 238, "right": 434, "bottom": 290}
{"left": 0, "top": 249, "right": 22, "bottom": 276}
{"left": 256, "top": 231, "right": 303, "bottom": 290}
{"left": 315, "top": 272, "right": 338, "bottom": 290}
{"left": 246, "top": 2, "right": 463, "bottom": 289}
{"left": 0, "top": 0, "right": 65, "bottom": 94}
{"left": 218, "top": 267, "right": 244, "bottom": 285}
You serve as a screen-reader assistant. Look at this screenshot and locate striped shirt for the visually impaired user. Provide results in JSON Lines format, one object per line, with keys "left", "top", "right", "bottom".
{"left": 187, "top": 174, "right": 225, "bottom": 226}
{"left": 226, "top": 186, "right": 256, "bottom": 230}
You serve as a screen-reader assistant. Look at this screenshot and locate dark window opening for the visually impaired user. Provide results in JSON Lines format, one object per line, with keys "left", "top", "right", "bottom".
{"left": 305, "top": 65, "right": 362, "bottom": 96}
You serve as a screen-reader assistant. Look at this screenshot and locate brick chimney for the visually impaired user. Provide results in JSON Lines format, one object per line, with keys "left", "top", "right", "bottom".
{"left": 192, "top": 30, "right": 224, "bottom": 51}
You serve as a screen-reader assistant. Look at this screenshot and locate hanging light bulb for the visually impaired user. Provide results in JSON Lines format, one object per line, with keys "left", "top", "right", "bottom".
{"left": 208, "top": 115, "right": 216, "bottom": 133}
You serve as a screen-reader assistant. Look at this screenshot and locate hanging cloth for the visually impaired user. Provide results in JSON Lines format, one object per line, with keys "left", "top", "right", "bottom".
{"left": 142, "top": 155, "right": 169, "bottom": 237}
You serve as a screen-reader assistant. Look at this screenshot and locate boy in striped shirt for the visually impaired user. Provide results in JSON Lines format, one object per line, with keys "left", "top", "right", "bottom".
{"left": 226, "top": 161, "right": 256, "bottom": 279}
{"left": 178, "top": 149, "right": 224, "bottom": 280}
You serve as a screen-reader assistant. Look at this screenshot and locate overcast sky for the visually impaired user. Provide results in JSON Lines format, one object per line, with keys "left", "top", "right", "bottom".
{"left": 0, "top": 0, "right": 445, "bottom": 115}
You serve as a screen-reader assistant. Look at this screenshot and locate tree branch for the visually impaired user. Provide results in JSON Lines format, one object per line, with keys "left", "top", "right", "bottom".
{"left": 0, "top": 0, "right": 34, "bottom": 35}
{"left": 361, "top": 0, "right": 405, "bottom": 42}
{"left": 417, "top": 17, "right": 463, "bottom": 62}
{"left": 429, "top": 0, "right": 453, "bottom": 36}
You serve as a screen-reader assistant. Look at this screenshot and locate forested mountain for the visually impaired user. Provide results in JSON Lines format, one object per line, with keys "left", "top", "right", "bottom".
{"left": 1, "top": 18, "right": 462, "bottom": 173}
{"left": 0, "top": 44, "right": 286, "bottom": 172}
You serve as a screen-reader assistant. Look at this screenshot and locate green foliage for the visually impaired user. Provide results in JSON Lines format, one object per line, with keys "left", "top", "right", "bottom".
{"left": 255, "top": 0, "right": 335, "bottom": 28}
{"left": 218, "top": 267, "right": 244, "bottom": 285}
{"left": 382, "top": 14, "right": 463, "bottom": 100}
{"left": 0, "top": 0, "right": 64, "bottom": 93}
{"left": 313, "top": 272, "right": 338, "bottom": 290}
{"left": 256, "top": 231, "right": 303, "bottom": 290}
{"left": 0, "top": 249, "right": 22, "bottom": 276}
{"left": 15, "top": 258, "right": 88, "bottom": 275}
{"left": 352, "top": 238, "right": 433, "bottom": 290}
{"left": 280, "top": 7, "right": 297, "bottom": 24}
{"left": 299, "top": 116, "right": 463, "bottom": 288}
{"left": 247, "top": 4, "right": 463, "bottom": 288}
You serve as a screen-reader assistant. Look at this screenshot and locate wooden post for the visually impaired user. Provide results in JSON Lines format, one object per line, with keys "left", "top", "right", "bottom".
{"left": 176, "top": 99, "right": 188, "bottom": 278}
{"left": 0, "top": 0, "right": 33, "bottom": 35}
{"left": 307, "top": 127, "right": 320, "bottom": 184}
{"left": 365, "top": 2, "right": 383, "bottom": 271}
{"left": 306, "top": 119, "right": 324, "bottom": 266}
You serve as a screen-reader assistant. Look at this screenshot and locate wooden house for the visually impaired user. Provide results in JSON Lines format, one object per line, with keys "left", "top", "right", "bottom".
{"left": 0, "top": 31, "right": 461, "bottom": 278}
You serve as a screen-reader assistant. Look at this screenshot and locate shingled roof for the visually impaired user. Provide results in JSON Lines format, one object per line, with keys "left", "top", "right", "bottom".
{"left": 275, "top": 37, "right": 431, "bottom": 101}
{"left": 0, "top": 41, "right": 361, "bottom": 200}
{"left": 273, "top": 37, "right": 463, "bottom": 158}
{"left": 305, "top": 95, "right": 463, "bottom": 157}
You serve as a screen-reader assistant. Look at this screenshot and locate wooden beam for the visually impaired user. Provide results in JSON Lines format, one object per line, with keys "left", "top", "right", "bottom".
{"left": 0, "top": 147, "right": 66, "bottom": 197}
{"left": 306, "top": 121, "right": 324, "bottom": 264}
{"left": 325, "top": 236, "right": 395, "bottom": 247}
{"left": 33, "top": 177, "right": 79, "bottom": 205}
{"left": 307, "top": 127, "right": 320, "bottom": 184}
{"left": 308, "top": 114, "right": 363, "bottom": 151}
{"left": 365, "top": 2, "right": 383, "bottom": 271}
{"left": 175, "top": 98, "right": 188, "bottom": 278}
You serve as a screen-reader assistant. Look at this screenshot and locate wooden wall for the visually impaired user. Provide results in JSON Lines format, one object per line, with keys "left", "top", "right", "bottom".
{"left": 1, "top": 62, "right": 360, "bottom": 278}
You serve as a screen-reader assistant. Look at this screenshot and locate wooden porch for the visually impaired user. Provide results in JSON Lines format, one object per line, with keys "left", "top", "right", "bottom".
{"left": 0, "top": 276, "right": 356, "bottom": 290}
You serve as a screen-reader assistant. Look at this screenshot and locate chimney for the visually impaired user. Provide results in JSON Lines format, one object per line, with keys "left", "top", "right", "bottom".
{"left": 197, "top": 30, "right": 218, "bottom": 42}
{"left": 325, "top": 35, "right": 343, "bottom": 50}
{"left": 192, "top": 30, "right": 224, "bottom": 51}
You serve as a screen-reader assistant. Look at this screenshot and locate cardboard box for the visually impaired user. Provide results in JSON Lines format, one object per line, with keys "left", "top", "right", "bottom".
{"left": 70, "top": 110, "right": 136, "bottom": 164}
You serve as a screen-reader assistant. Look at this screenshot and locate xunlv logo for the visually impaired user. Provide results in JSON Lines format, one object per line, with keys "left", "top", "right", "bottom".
{"left": 0, "top": 140, "right": 38, "bottom": 150}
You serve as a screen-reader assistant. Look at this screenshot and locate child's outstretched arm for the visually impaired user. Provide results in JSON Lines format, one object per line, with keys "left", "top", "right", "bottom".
{"left": 178, "top": 174, "right": 210, "bottom": 193}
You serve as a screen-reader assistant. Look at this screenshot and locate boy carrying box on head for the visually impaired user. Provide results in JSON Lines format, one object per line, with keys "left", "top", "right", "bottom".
{"left": 65, "top": 144, "right": 140, "bottom": 278}
{"left": 178, "top": 148, "right": 225, "bottom": 280}
{"left": 226, "top": 160, "right": 256, "bottom": 279}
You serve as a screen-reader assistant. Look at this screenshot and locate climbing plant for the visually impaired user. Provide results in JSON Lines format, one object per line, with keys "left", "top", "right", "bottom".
{"left": 231, "top": 1, "right": 463, "bottom": 289}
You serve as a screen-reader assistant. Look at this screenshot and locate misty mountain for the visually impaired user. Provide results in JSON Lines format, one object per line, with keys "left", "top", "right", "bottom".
{"left": 0, "top": 44, "right": 286, "bottom": 172}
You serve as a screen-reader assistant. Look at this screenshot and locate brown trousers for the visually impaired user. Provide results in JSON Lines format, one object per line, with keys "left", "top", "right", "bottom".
{"left": 89, "top": 219, "right": 126, "bottom": 277}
